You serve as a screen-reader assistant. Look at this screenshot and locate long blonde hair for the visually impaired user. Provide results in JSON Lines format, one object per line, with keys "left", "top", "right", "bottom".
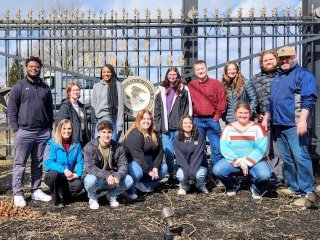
{"left": 125, "top": 109, "right": 158, "bottom": 144}
{"left": 222, "top": 61, "right": 245, "bottom": 97}
{"left": 54, "top": 119, "right": 74, "bottom": 145}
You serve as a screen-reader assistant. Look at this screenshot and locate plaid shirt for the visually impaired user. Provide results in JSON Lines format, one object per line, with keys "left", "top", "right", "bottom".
{"left": 188, "top": 77, "right": 226, "bottom": 121}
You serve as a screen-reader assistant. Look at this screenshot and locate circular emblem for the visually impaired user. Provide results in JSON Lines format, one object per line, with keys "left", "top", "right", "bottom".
{"left": 122, "top": 76, "right": 155, "bottom": 117}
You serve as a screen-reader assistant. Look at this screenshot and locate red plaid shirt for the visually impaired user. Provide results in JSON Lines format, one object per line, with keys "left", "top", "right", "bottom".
{"left": 188, "top": 77, "right": 226, "bottom": 121}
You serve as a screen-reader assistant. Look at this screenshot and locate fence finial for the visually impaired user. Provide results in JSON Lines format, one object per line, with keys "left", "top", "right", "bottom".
{"left": 27, "top": 9, "right": 33, "bottom": 20}
{"left": 146, "top": 9, "right": 151, "bottom": 20}
{"left": 260, "top": 6, "right": 266, "bottom": 17}
{"left": 249, "top": 7, "right": 255, "bottom": 18}
{"left": 272, "top": 7, "right": 278, "bottom": 17}
{"left": 16, "top": 9, "right": 21, "bottom": 20}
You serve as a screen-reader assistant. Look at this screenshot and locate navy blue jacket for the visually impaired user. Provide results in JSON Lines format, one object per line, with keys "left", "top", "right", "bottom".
{"left": 174, "top": 134, "right": 206, "bottom": 180}
{"left": 8, "top": 78, "right": 53, "bottom": 133}
{"left": 267, "top": 64, "right": 317, "bottom": 126}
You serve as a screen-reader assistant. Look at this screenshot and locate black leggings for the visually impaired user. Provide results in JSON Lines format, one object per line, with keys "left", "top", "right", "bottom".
{"left": 44, "top": 171, "right": 83, "bottom": 204}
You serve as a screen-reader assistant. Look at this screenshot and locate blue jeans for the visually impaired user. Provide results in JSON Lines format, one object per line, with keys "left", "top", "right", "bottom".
{"left": 84, "top": 174, "right": 133, "bottom": 200}
{"left": 127, "top": 159, "right": 168, "bottom": 194}
{"left": 94, "top": 117, "right": 122, "bottom": 142}
{"left": 213, "top": 159, "right": 272, "bottom": 195}
{"left": 162, "top": 130, "right": 178, "bottom": 176}
{"left": 176, "top": 166, "right": 207, "bottom": 190}
{"left": 194, "top": 117, "right": 222, "bottom": 169}
{"left": 275, "top": 125, "right": 314, "bottom": 195}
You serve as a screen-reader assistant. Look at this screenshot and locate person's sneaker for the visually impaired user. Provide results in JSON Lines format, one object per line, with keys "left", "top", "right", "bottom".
{"left": 166, "top": 176, "right": 176, "bottom": 185}
{"left": 135, "top": 182, "right": 152, "bottom": 193}
{"left": 89, "top": 199, "right": 99, "bottom": 210}
{"left": 54, "top": 203, "right": 65, "bottom": 209}
{"left": 178, "top": 188, "right": 187, "bottom": 195}
{"left": 226, "top": 184, "right": 240, "bottom": 197}
{"left": 31, "top": 189, "right": 52, "bottom": 202}
{"left": 276, "top": 188, "right": 301, "bottom": 197}
{"left": 199, "top": 185, "right": 209, "bottom": 194}
{"left": 13, "top": 195, "right": 26, "bottom": 208}
{"left": 304, "top": 192, "right": 318, "bottom": 209}
{"left": 250, "top": 187, "right": 262, "bottom": 200}
{"left": 122, "top": 192, "right": 138, "bottom": 200}
{"left": 107, "top": 194, "right": 120, "bottom": 208}
{"left": 293, "top": 197, "right": 306, "bottom": 207}
{"left": 316, "top": 185, "right": 320, "bottom": 193}
{"left": 226, "top": 190, "right": 237, "bottom": 197}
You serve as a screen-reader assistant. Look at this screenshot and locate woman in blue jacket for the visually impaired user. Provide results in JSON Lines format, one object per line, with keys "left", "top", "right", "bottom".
{"left": 43, "top": 119, "right": 84, "bottom": 208}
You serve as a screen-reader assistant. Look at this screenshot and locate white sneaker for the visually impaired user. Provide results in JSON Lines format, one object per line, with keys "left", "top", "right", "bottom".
{"left": 226, "top": 185, "right": 240, "bottom": 197}
{"left": 31, "top": 189, "right": 52, "bottom": 202}
{"left": 250, "top": 187, "right": 262, "bottom": 200}
{"left": 122, "top": 192, "right": 138, "bottom": 200}
{"left": 135, "top": 182, "right": 152, "bottom": 193}
{"left": 226, "top": 191, "right": 237, "bottom": 197}
{"left": 89, "top": 199, "right": 100, "bottom": 210}
{"left": 13, "top": 195, "right": 26, "bottom": 208}
{"left": 107, "top": 195, "right": 120, "bottom": 208}
{"left": 178, "top": 188, "right": 187, "bottom": 195}
{"left": 199, "top": 186, "right": 209, "bottom": 194}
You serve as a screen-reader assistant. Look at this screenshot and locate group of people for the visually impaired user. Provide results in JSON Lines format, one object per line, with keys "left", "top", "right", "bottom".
{"left": 7, "top": 44, "right": 318, "bottom": 210}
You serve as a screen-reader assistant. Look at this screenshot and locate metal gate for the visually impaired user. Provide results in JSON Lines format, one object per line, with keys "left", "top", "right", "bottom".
{"left": 0, "top": 2, "right": 320, "bottom": 159}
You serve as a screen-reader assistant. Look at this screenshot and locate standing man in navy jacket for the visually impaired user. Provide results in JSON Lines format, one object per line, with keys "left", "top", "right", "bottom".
{"left": 8, "top": 56, "right": 53, "bottom": 207}
{"left": 262, "top": 46, "right": 317, "bottom": 207}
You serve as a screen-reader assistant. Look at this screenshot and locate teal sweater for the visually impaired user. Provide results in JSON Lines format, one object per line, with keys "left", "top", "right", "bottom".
{"left": 220, "top": 122, "right": 267, "bottom": 167}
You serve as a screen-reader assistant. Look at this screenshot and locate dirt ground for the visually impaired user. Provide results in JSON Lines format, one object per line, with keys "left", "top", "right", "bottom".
{"left": 1, "top": 160, "right": 320, "bottom": 240}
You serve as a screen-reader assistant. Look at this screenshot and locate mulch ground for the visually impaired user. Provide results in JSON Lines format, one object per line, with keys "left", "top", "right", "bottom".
{"left": 1, "top": 160, "right": 320, "bottom": 240}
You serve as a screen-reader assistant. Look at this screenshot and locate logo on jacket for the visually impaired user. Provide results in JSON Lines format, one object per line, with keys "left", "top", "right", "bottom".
{"left": 122, "top": 76, "right": 155, "bottom": 117}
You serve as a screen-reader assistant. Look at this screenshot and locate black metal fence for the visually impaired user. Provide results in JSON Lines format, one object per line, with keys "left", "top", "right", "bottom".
{"left": 0, "top": 5, "right": 320, "bottom": 159}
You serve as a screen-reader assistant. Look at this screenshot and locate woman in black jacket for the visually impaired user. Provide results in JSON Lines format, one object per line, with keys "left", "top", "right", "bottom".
{"left": 56, "top": 82, "right": 90, "bottom": 147}
{"left": 154, "top": 67, "right": 192, "bottom": 183}
{"left": 122, "top": 109, "right": 168, "bottom": 196}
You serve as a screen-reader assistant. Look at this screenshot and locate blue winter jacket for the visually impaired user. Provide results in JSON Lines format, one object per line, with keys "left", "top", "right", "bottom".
{"left": 267, "top": 64, "right": 317, "bottom": 126}
{"left": 43, "top": 138, "right": 84, "bottom": 177}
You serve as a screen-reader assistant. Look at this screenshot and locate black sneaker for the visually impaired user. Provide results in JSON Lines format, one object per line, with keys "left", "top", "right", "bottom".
{"left": 167, "top": 176, "right": 178, "bottom": 186}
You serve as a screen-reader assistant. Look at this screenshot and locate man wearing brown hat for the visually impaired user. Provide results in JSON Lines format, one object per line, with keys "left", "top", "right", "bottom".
{"left": 262, "top": 46, "right": 317, "bottom": 207}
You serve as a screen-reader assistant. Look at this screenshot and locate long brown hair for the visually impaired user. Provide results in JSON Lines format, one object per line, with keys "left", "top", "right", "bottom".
{"left": 160, "top": 67, "right": 185, "bottom": 95}
{"left": 222, "top": 61, "right": 245, "bottom": 97}
{"left": 125, "top": 109, "right": 158, "bottom": 144}
{"left": 177, "top": 115, "right": 199, "bottom": 141}
{"left": 54, "top": 119, "right": 74, "bottom": 145}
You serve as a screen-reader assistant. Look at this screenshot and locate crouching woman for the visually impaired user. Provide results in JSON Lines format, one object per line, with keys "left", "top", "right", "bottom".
{"left": 122, "top": 109, "right": 168, "bottom": 197}
{"left": 213, "top": 102, "right": 272, "bottom": 199}
{"left": 174, "top": 115, "right": 208, "bottom": 195}
{"left": 43, "top": 119, "right": 84, "bottom": 208}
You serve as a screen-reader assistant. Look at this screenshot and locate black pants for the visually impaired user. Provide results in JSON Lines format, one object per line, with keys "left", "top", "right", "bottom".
{"left": 44, "top": 171, "right": 83, "bottom": 205}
